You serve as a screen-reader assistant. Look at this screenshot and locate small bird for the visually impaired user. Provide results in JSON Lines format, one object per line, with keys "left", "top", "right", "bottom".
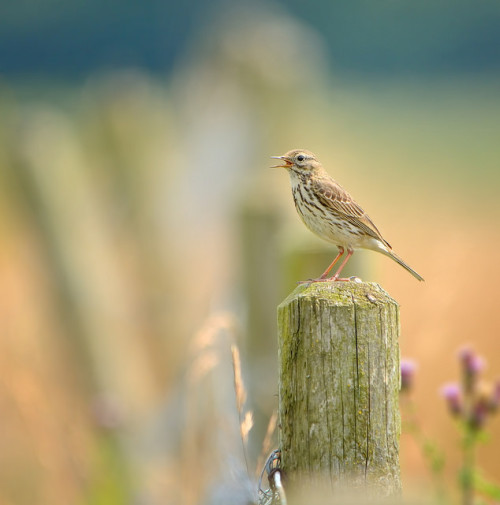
{"left": 271, "top": 149, "right": 424, "bottom": 282}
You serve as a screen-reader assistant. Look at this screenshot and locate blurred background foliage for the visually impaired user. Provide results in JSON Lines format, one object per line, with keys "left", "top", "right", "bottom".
{"left": 2, "top": 0, "right": 500, "bottom": 77}
{"left": 1, "top": 1, "right": 500, "bottom": 504}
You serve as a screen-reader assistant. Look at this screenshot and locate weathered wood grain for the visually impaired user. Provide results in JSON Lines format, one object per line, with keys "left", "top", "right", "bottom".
{"left": 277, "top": 281, "right": 401, "bottom": 497}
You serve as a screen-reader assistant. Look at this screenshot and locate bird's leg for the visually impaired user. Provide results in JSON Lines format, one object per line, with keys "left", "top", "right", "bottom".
{"left": 319, "top": 246, "right": 344, "bottom": 279}
{"left": 297, "top": 247, "right": 346, "bottom": 284}
{"left": 329, "top": 248, "right": 354, "bottom": 281}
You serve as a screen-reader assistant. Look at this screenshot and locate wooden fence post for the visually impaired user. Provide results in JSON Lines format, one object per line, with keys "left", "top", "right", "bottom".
{"left": 277, "top": 281, "right": 401, "bottom": 498}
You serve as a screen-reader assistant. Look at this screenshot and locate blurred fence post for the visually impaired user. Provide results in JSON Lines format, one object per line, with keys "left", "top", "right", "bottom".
{"left": 239, "top": 197, "right": 283, "bottom": 449}
{"left": 277, "top": 281, "right": 401, "bottom": 498}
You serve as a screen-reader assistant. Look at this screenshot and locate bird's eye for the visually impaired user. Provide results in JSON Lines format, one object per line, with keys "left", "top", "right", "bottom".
{"left": 296, "top": 154, "right": 305, "bottom": 162}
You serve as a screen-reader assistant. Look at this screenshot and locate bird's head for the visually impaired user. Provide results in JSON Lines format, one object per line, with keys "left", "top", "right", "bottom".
{"left": 271, "top": 149, "right": 322, "bottom": 174}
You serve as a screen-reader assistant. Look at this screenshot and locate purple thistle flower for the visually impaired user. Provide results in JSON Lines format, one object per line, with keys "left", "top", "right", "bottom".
{"left": 458, "top": 346, "right": 485, "bottom": 394}
{"left": 400, "top": 359, "right": 417, "bottom": 392}
{"left": 458, "top": 346, "right": 485, "bottom": 375}
{"left": 458, "top": 346, "right": 473, "bottom": 362}
{"left": 471, "top": 397, "right": 489, "bottom": 429}
{"left": 441, "top": 382, "right": 463, "bottom": 416}
{"left": 470, "top": 355, "right": 485, "bottom": 374}
{"left": 442, "top": 347, "right": 498, "bottom": 432}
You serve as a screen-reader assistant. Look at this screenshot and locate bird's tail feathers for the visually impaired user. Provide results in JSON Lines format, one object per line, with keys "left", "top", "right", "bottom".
{"left": 384, "top": 249, "right": 424, "bottom": 282}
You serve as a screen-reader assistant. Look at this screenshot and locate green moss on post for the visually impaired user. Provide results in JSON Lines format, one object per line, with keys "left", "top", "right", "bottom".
{"left": 277, "top": 282, "right": 401, "bottom": 497}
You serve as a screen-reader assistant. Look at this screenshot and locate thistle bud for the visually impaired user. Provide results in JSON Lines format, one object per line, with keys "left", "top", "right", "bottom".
{"left": 470, "top": 397, "right": 489, "bottom": 430}
{"left": 400, "top": 359, "right": 417, "bottom": 393}
{"left": 458, "top": 347, "right": 484, "bottom": 393}
{"left": 441, "top": 383, "right": 462, "bottom": 416}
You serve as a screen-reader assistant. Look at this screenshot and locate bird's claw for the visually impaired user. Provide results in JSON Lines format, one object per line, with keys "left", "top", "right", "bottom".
{"left": 297, "top": 275, "right": 362, "bottom": 284}
{"left": 297, "top": 278, "right": 314, "bottom": 285}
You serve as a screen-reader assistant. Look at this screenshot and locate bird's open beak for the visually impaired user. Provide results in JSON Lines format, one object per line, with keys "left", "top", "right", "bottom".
{"left": 270, "top": 156, "right": 292, "bottom": 169}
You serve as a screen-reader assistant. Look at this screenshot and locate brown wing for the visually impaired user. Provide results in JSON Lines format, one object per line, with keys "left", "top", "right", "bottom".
{"left": 312, "top": 176, "right": 392, "bottom": 249}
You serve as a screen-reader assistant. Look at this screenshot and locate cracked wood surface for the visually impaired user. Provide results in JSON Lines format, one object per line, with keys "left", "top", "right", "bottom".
{"left": 277, "top": 282, "right": 401, "bottom": 496}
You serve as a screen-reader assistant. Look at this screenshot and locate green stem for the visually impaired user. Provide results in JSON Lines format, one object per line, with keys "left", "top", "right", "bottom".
{"left": 461, "top": 424, "right": 477, "bottom": 505}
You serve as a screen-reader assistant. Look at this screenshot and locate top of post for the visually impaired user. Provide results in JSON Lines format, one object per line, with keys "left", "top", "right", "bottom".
{"left": 279, "top": 281, "right": 398, "bottom": 309}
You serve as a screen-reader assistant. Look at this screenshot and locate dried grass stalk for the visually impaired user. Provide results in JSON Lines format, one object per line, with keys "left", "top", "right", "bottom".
{"left": 231, "top": 344, "right": 247, "bottom": 413}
